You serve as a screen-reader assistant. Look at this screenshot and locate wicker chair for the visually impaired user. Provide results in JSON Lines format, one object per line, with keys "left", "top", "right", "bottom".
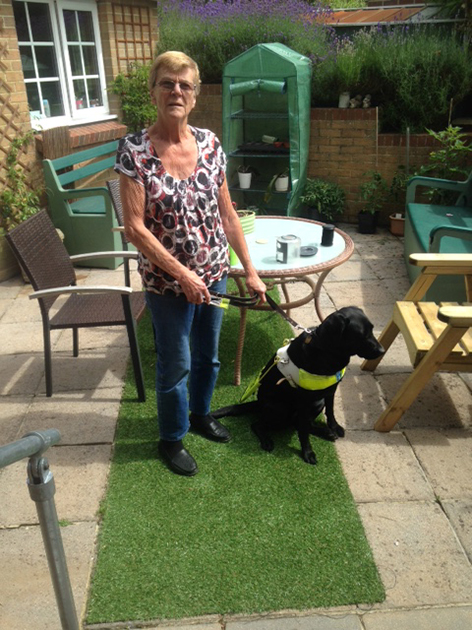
{"left": 6, "top": 210, "right": 146, "bottom": 400}
{"left": 107, "top": 179, "right": 132, "bottom": 286}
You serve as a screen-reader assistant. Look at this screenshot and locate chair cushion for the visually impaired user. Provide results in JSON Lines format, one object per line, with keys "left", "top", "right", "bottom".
{"left": 407, "top": 203, "right": 472, "bottom": 254}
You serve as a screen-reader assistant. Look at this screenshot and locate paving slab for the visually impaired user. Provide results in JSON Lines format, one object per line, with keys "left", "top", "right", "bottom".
{"left": 442, "top": 500, "right": 472, "bottom": 563}
{"left": 0, "top": 396, "right": 32, "bottom": 443}
{"left": 377, "top": 373, "right": 472, "bottom": 430}
{"left": 0, "top": 278, "right": 24, "bottom": 300}
{"left": 324, "top": 259, "right": 378, "bottom": 283}
{"left": 226, "top": 612, "right": 362, "bottom": 629}
{"left": 136, "top": 622, "right": 221, "bottom": 630}
{"left": 19, "top": 387, "right": 123, "bottom": 445}
{"left": 335, "top": 431, "right": 434, "bottom": 503}
{"left": 1, "top": 321, "right": 63, "bottom": 354}
{"left": 406, "top": 429, "right": 472, "bottom": 499}
{"left": 365, "top": 256, "right": 407, "bottom": 282}
{"left": 358, "top": 501, "right": 472, "bottom": 608}
{"left": 0, "top": 293, "right": 43, "bottom": 323}
{"left": 362, "top": 605, "right": 472, "bottom": 630}
{"left": 0, "top": 353, "right": 44, "bottom": 396}
{"left": 331, "top": 373, "right": 387, "bottom": 431}
{"left": 36, "top": 346, "right": 130, "bottom": 395}
{"left": 0, "top": 521, "right": 97, "bottom": 630}
{"left": 0, "top": 444, "right": 112, "bottom": 526}
{"left": 53, "top": 326, "right": 130, "bottom": 352}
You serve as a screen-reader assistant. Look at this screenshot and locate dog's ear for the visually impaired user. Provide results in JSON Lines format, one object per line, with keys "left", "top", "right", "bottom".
{"left": 313, "top": 311, "right": 348, "bottom": 349}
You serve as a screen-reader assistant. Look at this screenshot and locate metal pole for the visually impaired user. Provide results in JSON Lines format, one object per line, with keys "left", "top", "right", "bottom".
{"left": 27, "top": 455, "right": 80, "bottom": 630}
{"left": 0, "top": 430, "right": 80, "bottom": 630}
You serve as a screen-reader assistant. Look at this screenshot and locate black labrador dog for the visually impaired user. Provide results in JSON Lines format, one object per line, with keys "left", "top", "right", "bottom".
{"left": 213, "top": 306, "right": 384, "bottom": 465}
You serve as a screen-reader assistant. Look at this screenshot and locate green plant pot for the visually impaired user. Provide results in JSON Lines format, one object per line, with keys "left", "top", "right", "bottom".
{"left": 237, "top": 210, "right": 255, "bottom": 235}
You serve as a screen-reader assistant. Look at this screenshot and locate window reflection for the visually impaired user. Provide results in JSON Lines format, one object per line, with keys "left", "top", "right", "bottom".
{"left": 63, "top": 9, "right": 78, "bottom": 41}
{"left": 78, "top": 11, "right": 94, "bottom": 42}
{"left": 28, "top": 2, "right": 53, "bottom": 42}
{"left": 36, "top": 46, "right": 59, "bottom": 78}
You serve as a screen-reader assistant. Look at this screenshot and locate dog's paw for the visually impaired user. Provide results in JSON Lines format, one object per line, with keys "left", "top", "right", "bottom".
{"left": 302, "top": 450, "right": 317, "bottom": 465}
{"left": 260, "top": 437, "right": 274, "bottom": 452}
{"left": 334, "top": 424, "right": 345, "bottom": 438}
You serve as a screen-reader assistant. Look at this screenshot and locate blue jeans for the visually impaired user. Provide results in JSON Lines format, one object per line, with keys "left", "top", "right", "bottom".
{"left": 145, "top": 276, "right": 227, "bottom": 441}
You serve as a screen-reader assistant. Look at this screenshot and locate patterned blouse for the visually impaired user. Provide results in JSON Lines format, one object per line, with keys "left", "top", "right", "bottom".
{"left": 114, "top": 126, "right": 230, "bottom": 296}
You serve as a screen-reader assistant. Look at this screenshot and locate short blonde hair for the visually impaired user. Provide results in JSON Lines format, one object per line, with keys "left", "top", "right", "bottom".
{"left": 149, "top": 51, "right": 201, "bottom": 94}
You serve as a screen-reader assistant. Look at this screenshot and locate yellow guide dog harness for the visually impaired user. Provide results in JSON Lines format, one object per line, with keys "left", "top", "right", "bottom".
{"left": 240, "top": 341, "right": 346, "bottom": 402}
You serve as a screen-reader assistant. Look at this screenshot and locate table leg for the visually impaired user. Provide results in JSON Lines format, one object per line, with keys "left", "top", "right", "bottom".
{"left": 313, "top": 270, "right": 331, "bottom": 321}
{"left": 281, "top": 283, "right": 291, "bottom": 319}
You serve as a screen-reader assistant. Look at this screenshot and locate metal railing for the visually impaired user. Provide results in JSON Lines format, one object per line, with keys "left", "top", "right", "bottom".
{"left": 0, "top": 429, "right": 79, "bottom": 630}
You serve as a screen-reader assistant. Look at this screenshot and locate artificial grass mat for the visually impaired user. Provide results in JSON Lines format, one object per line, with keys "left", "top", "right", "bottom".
{"left": 87, "top": 290, "right": 385, "bottom": 624}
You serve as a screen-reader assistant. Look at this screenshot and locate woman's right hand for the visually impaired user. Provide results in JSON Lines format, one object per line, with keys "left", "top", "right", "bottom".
{"left": 179, "top": 268, "right": 212, "bottom": 304}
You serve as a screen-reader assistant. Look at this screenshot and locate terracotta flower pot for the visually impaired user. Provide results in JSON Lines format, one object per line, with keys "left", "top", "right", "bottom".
{"left": 389, "top": 213, "right": 405, "bottom": 236}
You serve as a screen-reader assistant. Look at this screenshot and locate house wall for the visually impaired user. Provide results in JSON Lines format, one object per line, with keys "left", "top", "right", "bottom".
{"left": 0, "top": 1, "right": 38, "bottom": 189}
{"left": 191, "top": 85, "right": 472, "bottom": 225}
{"left": 0, "top": 0, "right": 158, "bottom": 190}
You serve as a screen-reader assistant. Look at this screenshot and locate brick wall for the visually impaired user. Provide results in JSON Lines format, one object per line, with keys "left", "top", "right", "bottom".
{"left": 192, "top": 85, "right": 472, "bottom": 225}
{"left": 0, "top": 1, "right": 38, "bottom": 190}
{"left": 97, "top": 0, "right": 158, "bottom": 115}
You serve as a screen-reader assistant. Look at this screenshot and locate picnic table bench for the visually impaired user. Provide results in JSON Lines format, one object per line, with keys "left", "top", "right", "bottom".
{"left": 404, "top": 171, "right": 472, "bottom": 301}
{"left": 43, "top": 140, "right": 122, "bottom": 269}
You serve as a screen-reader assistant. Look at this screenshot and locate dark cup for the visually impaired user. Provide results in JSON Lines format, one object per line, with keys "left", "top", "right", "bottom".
{"left": 321, "top": 224, "right": 334, "bottom": 247}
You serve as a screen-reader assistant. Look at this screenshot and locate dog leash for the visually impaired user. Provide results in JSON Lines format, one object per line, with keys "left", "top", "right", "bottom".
{"left": 209, "top": 290, "right": 311, "bottom": 336}
{"left": 208, "top": 290, "right": 260, "bottom": 309}
{"left": 264, "top": 293, "right": 311, "bottom": 335}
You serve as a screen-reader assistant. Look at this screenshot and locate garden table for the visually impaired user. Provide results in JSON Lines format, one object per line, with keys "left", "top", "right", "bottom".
{"left": 229, "top": 216, "right": 354, "bottom": 385}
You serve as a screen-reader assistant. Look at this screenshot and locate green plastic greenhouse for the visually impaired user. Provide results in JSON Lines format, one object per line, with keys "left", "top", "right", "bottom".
{"left": 222, "top": 43, "right": 312, "bottom": 216}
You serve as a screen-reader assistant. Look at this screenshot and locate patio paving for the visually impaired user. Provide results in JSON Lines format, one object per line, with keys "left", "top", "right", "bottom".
{"left": 0, "top": 224, "right": 471, "bottom": 630}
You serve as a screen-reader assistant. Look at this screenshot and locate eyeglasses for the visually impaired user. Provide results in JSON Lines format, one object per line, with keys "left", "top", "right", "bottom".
{"left": 155, "top": 80, "right": 196, "bottom": 94}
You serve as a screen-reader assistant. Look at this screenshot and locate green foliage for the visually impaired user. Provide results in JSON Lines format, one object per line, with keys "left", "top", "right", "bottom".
{"left": 155, "top": 1, "right": 334, "bottom": 84}
{"left": 417, "top": 125, "right": 472, "bottom": 202}
{"left": 389, "top": 166, "right": 410, "bottom": 205}
{"left": 109, "top": 62, "right": 157, "bottom": 132}
{"left": 312, "top": 26, "right": 472, "bottom": 132}
{"left": 0, "top": 130, "right": 41, "bottom": 235}
{"left": 359, "top": 171, "right": 389, "bottom": 214}
{"left": 300, "top": 177, "right": 346, "bottom": 221}
{"left": 420, "top": 125, "right": 472, "bottom": 180}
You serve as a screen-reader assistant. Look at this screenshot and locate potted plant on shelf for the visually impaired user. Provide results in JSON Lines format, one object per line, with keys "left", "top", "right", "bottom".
{"left": 237, "top": 164, "right": 255, "bottom": 189}
{"left": 358, "top": 170, "right": 388, "bottom": 234}
{"left": 264, "top": 168, "right": 290, "bottom": 203}
{"left": 300, "top": 178, "right": 345, "bottom": 223}
{"left": 0, "top": 129, "right": 42, "bottom": 281}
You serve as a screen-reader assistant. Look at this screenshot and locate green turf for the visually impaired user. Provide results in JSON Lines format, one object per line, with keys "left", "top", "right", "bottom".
{"left": 87, "top": 290, "right": 385, "bottom": 624}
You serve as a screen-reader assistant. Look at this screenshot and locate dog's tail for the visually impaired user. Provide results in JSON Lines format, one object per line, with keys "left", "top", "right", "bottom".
{"left": 211, "top": 400, "right": 259, "bottom": 419}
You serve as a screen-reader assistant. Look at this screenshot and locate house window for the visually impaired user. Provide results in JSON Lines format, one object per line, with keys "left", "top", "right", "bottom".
{"left": 13, "top": 0, "right": 109, "bottom": 129}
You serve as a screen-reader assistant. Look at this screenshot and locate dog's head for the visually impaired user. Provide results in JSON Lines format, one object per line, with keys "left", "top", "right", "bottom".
{"left": 309, "top": 306, "right": 384, "bottom": 361}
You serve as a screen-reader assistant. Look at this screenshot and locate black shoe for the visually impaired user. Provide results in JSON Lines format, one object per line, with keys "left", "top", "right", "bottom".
{"left": 189, "top": 413, "right": 231, "bottom": 443}
{"left": 158, "top": 440, "right": 198, "bottom": 476}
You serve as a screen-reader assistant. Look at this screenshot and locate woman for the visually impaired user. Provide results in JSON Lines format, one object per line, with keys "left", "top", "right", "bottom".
{"left": 115, "top": 51, "right": 266, "bottom": 476}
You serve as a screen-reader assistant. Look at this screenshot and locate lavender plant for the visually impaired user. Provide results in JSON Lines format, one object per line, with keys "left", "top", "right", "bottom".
{"left": 156, "top": 0, "right": 335, "bottom": 83}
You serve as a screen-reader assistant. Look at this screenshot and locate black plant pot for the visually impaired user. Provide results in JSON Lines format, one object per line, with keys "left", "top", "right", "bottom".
{"left": 358, "top": 211, "right": 378, "bottom": 234}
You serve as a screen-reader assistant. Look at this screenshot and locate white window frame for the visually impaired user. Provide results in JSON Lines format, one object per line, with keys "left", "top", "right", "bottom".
{"left": 57, "top": 0, "right": 109, "bottom": 120}
{"left": 14, "top": 0, "right": 111, "bottom": 130}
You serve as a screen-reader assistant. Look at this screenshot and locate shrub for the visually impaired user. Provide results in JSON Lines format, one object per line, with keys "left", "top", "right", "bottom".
{"left": 300, "top": 178, "right": 345, "bottom": 222}
{"left": 156, "top": 0, "right": 336, "bottom": 84}
{"left": 109, "top": 62, "right": 157, "bottom": 132}
{"left": 0, "top": 130, "right": 41, "bottom": 234}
